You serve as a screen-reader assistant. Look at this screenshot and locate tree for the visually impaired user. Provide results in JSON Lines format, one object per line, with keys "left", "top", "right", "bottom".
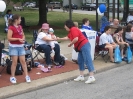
{"left": 38, "top": 0, "right": 48, "bottom": 25}
{"left": 11, "top": 0, "right": 48, "bottom": 26}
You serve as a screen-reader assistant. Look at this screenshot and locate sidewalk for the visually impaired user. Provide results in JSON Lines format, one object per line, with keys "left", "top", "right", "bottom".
{"left": 0, "top": 40, "right": 127, "bottom": 99}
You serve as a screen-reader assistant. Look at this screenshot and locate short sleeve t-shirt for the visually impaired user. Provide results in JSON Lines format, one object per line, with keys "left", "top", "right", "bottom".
{"left": 127, "top": 15, "right": 133, "bottom": 23}
{"left": 36, "top": 32, "right": 47, "bottom": 44}
{"left": 8, "top": 25, "right": 23, "bottom": 45}
{"left": 81, "top": 25, "right": 93, "bottom": 30}
{"left": 99, "top": 33, "right": 114, "bottom": 45}
{"left": 113, "top": 33, "right": 122, "bottom": 43}
{"left": 125, "top": 32, "right": 133, "bottom": 44}
{"left": 67, "top": 27, "right": 88, "bottom": 50}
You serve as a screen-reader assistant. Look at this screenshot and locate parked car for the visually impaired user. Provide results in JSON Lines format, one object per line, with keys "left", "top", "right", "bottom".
{"left": 81, "top": 4, "right": 96, "bottom": 11}
{"left": 47, "top": 2, "right": 61, "bottom": 9}
{"left": 27, "top": 3, "right": 36, "bottom": 8}
{"left": 63, "top": 4, "right": 78, "bottom": 10}
{"left": 23, "top": 2, "right": 30, "bottom": 7}
{"left": 108, "top": 4, "right": 123, "bottom": 12}
{"left": 13, "top": 6, "right": 24, "bottom": 11}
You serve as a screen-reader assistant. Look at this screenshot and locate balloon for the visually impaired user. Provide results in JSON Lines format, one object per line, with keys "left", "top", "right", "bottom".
{"left": 0, "top": 0, "right": 6, "bottom": 12}
{"left": 97, "top": 8, "right": 104, "bottom": 16}
{"left": 99, "top": 4, "right": 106, "bottom": 13}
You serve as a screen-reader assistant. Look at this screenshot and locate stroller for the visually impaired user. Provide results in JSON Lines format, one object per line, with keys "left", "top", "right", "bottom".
{"left": 24, "top": 41, "right": 34, "bottom": 71}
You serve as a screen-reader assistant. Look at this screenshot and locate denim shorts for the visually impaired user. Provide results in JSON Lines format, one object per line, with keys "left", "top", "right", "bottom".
{"left": 9, "top": 46, "right": 26, "bottom": 56}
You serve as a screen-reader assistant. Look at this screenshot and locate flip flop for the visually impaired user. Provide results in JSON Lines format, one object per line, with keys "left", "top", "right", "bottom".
{"left": 40, "top": 68, "right": 52, "bottom": 73}
{"left": 54, "top": 65, "right": 64, "bottom": 68}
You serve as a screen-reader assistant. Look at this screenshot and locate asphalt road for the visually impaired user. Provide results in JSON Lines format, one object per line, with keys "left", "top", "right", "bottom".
{"left": 6, "top": 63, "right": 133, "bottom": 99}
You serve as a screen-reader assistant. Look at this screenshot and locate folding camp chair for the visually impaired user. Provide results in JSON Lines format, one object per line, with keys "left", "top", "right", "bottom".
{"left": 32, "top": 30, "right": 46, "bottom": 63}
{"left": 94, "top": 36, "right": 109, "bottom": 63}
{"left": 0, "top": 42, "right": 10, "bottom": 74}
{"left": 24, "top": 41, "right": 34, "bottom": 69}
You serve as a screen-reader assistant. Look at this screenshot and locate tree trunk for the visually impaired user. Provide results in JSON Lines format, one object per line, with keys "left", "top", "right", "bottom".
{"left": 38, "top": 0, "right": 47, "bottom": 26}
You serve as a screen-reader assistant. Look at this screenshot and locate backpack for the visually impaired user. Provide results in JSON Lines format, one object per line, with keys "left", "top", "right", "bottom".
{"left": 59, "top": 55, "right": 65, "bottom": 66}
{"left": 6, "top": 59, "right": 23, "bottom": 75}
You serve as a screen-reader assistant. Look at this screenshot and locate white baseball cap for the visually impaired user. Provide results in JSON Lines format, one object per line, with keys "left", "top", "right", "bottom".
{"left": 49, "top": 28, "right": 54, "bottom": 32}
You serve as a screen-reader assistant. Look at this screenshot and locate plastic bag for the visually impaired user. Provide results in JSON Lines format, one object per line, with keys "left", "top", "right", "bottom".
{"left": 126, "top": 46, "right": 132, "bottom": 63}
{"left": 114, "top": 46, "right": 122, "bottom": 63}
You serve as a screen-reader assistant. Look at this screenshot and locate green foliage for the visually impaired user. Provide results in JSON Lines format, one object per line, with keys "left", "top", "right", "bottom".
{"left": 11, "top": 0, "right": 37, "bottom": 3}
{"left": 0, "top": 9, "right": 96, "bottom": 43}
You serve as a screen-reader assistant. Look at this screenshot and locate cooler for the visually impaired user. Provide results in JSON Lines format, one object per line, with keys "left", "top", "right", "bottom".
{"left": 72, "top": 30, "right": 96, "bottom": 61}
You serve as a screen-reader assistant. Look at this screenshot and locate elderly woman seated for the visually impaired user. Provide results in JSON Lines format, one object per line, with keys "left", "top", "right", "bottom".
{"left": 35, "top": 23, "right": 61, "bottom": 70}
{"left": 99, "top": 26, "right": 117, "bottom": 62}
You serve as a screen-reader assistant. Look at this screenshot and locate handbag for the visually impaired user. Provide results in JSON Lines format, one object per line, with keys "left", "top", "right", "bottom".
{"left": 126, "top": 46, "right": 132, "bottom": 63}
{"left": 114, "top": 46, "right": 122, "bottom": 63}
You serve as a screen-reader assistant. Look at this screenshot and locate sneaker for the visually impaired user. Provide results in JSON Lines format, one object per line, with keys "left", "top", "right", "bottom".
{"left": 25, "top": 76, "right": 31, "bottom": 83}
{"left": 10, "top": 77, "right": 17, "bottom": 84}
{"left": 48, "top": 66, "right": 52, "bottom": 71}
{"left": 53, "top": 61, "right": 60, "bottom": 66}
{"left": 48, "top": 64, "right": 53, "bottom": 68}
{"left": 85, "top": 76, "right": 96, "bottom": 84}
{"left": 74, "top": 75, "right": 84, "bottom": 81}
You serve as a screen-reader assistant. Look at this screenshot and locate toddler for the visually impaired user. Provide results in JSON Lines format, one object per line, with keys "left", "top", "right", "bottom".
{"left": 47, "top": 28, "right": 58, "bottom": 53}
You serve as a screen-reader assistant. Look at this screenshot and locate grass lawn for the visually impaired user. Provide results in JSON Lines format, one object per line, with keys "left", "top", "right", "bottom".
{"left": 0, "top": 8, "right": 96, "bottom": 43}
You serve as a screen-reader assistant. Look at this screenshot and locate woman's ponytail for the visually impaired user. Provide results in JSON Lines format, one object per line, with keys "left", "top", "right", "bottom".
{"left": 8, "top": 18, "right": 13, "bottom": 26}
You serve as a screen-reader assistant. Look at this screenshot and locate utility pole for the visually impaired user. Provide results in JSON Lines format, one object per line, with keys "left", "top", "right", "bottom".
{"left": 69, "top": 0, "right": 72, "bottom": 20}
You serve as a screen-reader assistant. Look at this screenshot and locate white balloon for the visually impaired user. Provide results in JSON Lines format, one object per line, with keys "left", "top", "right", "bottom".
{"left": 97, "top": 8, "right": 104, "bottom": 16}
{"left": 0, "top": 0, "right": 6, "bottom": 12}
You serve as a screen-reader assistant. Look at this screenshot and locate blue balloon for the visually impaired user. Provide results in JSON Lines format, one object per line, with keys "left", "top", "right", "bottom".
{"left": 99, "top": 4, "right": 106, "bottom": 13}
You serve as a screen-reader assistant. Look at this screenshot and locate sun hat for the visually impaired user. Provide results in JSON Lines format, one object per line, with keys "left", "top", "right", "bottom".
{"left": 49, "top": 28, "right": 54, "bottom": 33}
{"left": 41, "top": 23, "right": 49, "bottom": 30}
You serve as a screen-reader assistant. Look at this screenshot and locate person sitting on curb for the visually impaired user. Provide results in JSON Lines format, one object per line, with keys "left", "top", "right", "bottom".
{"left": 57, "top": 20, "right": 96, "bottom": 84}
{"left": 125, "top": 24, "right": 133, "bottom": 50}
{"left": 110, "top": 19, "right": 120, "bottom": 27}
{"left": 127, "top": 11, "right": 133, "bottom": 24}
{"left": 99, "top": 26, "right": 117, "bottom": 63}
{"left": 81, "top": 18, "right": 93, "bottom": 30}
{"left": 113, "top": 26, "right": 129, "bottom": 60}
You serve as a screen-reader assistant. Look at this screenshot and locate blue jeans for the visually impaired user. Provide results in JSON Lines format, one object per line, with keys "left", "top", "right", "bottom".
{"left": 36, "top": 44, "right": 60, "bottom": 65}
{"left": 78, "top": 42, "right": 94, "bottom": 72}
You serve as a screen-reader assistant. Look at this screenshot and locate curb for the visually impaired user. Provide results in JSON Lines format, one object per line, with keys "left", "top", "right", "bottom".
{"left": 0, "top": 61, "right": 128, "bottom": 99}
